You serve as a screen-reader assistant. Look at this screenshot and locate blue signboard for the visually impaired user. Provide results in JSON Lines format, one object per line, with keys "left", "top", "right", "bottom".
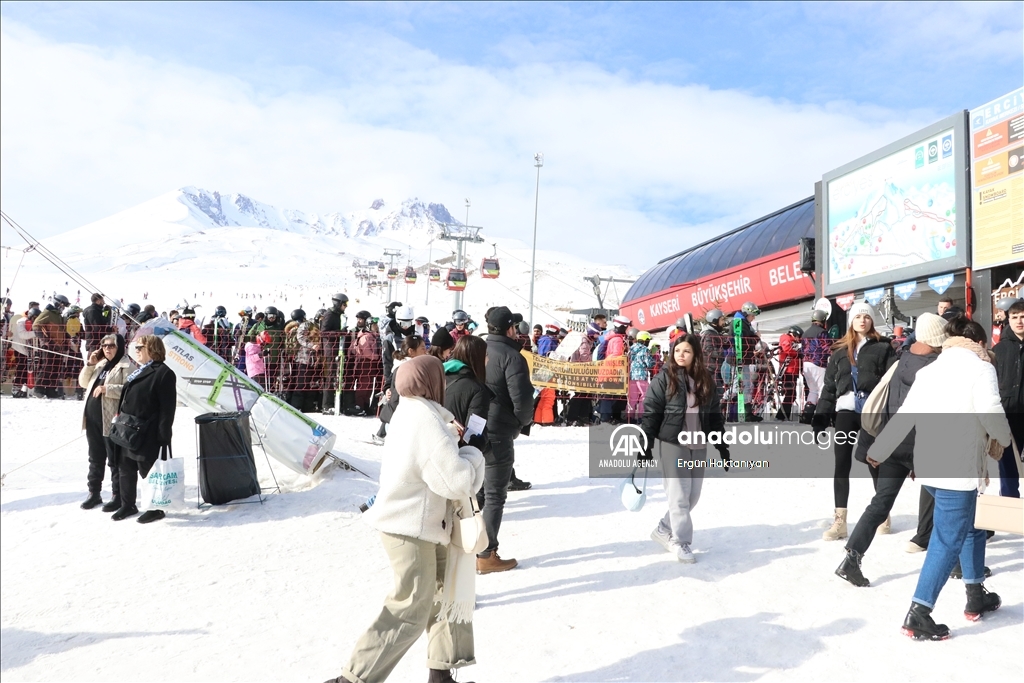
{"left": 864, "top": 288, "right": 885, "bottom": 306}
{"left": 927, "top": 273, "right": 955, "bottom": 295}
{"left": 894, "top": 281, "right": 918, "bottom": 301}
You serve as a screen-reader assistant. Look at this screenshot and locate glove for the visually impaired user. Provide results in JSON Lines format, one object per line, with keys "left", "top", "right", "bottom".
{"left": 714, "top": 444, "right": 730, "bottom": 471}
{"left": 637, "top": 445, "right": 654, "bottom": 463}
{"left": 466, "top": 432, "right": 488, "bottom": 452}
{"left": 811, "top": 413, "right": 830, "bottom": 440}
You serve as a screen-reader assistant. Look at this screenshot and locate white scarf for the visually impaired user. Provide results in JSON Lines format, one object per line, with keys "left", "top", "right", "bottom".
{"left": 435, "top": 500, "right": 477, "bottom": 623}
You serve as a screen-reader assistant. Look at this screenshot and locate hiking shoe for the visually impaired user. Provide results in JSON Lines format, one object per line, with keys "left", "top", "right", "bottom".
{"left": 822, "top": 508, "right": 848, "bottom": 541}
{"left": 476, "top": 551, "right": 518, "bottom": 574}
{"left": 507, "top": 477, "right": 532, "bottom": 491}
{"left": 675, "top": 543, "right": 696, "bottom": 564}
{"left": 651, "top": 527, "right": 674, "bottom": 554}
{"left": 835, "top": 549, "right": 870, "bottom": 587}
{"left": 876, "top": 515, "right": 891, "bottom": 535}
{"left": 902, "top": 602, "right": 950, "bottom": 641}
{"left": 964, "top": 583, "right": 1001, "bottom": 621}
{"left": 904, "top": 540, "right": 926, "bottom": 553}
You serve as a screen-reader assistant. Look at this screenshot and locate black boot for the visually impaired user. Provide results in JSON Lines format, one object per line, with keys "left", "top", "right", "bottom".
{"left": 964, "top": 583, "right": 1001, "bottom": 621}
{"left": 799, "top": 403, "right": 816, "bottom": 425}
{"left": 901, "top": 602, "right": 950, "bottom": 640}
{"left": 80, "top": 492, "right": 103, "bottom": 510}
{"left": 950, "top": 563, "right": 991, "bottom": 579}
{"left": 835, "top": 549, "right": 870, "bottom": 587}
{"left": 428, "top": 669, "right": 473, "bottom": 683}
{"left": 101, "top": 497, "right": 122, "bottom": 513}
{"left": 138, "top": 510, "right": 166, "bottom": 524}
{"left": 111, "top": 505, "right": 139, "bottom": 521}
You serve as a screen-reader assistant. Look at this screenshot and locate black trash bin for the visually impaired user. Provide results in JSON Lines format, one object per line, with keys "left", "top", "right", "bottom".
{"left": 195, "top": 411, "right": 261, "bottom": 505}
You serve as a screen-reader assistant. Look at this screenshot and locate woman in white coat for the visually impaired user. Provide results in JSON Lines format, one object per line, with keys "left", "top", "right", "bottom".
{"left": 868, "top": 317, "right": 1011, "bottom": 641}
{"left": 329, "top": 354, "right": 486, "bottom": 683}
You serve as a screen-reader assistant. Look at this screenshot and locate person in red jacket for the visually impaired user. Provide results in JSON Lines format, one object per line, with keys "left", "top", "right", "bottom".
{"left": 776, "top": 325, "right": 803, "bottom": 420}
{"left": 176, "top": 307, "right": 207, "bottom": 345}
{"left": 598, "top": 315, "right": 630, "bottom": 423}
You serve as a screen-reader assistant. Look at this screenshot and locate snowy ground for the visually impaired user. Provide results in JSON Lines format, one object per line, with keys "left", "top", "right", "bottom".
{"left": 1, "top": 397, "right": 1021, "bottom": 682}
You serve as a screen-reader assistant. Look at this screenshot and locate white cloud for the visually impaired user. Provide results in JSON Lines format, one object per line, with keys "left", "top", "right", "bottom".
{"left": 1, "top": 20, "right": 939, "bottom": 269}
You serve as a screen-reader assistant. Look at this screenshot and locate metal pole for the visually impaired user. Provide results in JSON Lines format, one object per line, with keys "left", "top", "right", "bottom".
{"left": 529, "top": 153, "right": 543, "bottom": 329}
{"left": 425, "top": 239, "right": 432, "bottom": 306}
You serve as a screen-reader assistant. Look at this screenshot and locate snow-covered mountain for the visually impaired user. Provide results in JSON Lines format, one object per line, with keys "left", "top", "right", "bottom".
{"left": 9, "top": 188, "right": 637, "bottom": 328}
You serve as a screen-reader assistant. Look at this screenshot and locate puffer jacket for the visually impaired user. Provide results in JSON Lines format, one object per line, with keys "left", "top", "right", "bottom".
{"left": 485, "top": 334, "right": 534, "bottom": 436}
{"left": 79, "top": 356, "right": 134, "bottom": 436}
{"left": 816, "top": 337, "right": 895, "bottom": 415}
{"left": 642, "top": 366, "right": 725, "bottom": 446}
{"left": 868, "top": 341, "right": 1011, "bottom": 491}
{"left": 363, "top": 396, "right": 485, "bottom": 545}
{"left": 444, "top": 360, "right": 493, "bottom": 445}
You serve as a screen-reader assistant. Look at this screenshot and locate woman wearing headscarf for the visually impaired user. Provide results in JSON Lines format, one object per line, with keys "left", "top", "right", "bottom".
{"left": 868, "top": 317, "right": 1010, "bottom": 639}
{"left": 330, "top": 355, "right": 485, "bottom": 683}
{"left": 814, "top": 301, "right": 895, "bottom": 541}
{"left": 78, "top": 333, "right": 134, "bottom": 511}
{"left": 111, "top": 335, "right": 177, "bottom": 523}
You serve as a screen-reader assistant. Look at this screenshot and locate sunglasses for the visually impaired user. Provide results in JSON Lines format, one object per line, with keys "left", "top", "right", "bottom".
{"left": 101, "top": 344, "right": 117, "bottom": 349}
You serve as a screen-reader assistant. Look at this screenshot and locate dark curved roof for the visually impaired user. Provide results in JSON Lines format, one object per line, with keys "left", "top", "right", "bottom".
{"left": 623, "top": 197, "right": 815, "bottom": 303}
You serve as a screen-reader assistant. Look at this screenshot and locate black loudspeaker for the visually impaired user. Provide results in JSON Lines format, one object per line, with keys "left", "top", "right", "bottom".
{"left": 799, "top": 238, "right": 815, "bottom": 274}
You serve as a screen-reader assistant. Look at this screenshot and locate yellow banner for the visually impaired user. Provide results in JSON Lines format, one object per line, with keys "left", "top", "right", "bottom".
{"left": 521, "top": 351, "right": 628, "bottom": 396}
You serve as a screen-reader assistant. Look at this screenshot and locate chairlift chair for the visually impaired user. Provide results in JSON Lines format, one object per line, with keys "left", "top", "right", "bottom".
{"left": 446, "top": 268, "right": 468, "bottom": 291}
{"left": 404, "top": 266, "right": 417, "bottom": 284}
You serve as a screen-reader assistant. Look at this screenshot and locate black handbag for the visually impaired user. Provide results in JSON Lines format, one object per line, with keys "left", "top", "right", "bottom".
{"left": 109, "top": 412, "right": 151, "bottom": 451}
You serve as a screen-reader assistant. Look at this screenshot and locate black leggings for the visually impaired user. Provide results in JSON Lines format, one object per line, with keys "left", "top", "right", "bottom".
{"left": 833, "top": 411, "right": 878, "bottom": 508}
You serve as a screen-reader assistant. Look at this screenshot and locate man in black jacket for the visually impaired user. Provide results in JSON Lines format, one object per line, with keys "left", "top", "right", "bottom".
{"left": 82, "top": 293, "right": 110, "bottom": 355}
{"left": 319, "top": 293, "right": 348, "bottom": 414}
{"left": 477, "top": 306, "right": 534, "bottom": 574}
{"left": 993, "top": 298, "right": 1024, "bottom": 498}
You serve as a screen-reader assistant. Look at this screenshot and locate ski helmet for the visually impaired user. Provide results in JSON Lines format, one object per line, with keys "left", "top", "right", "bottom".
{"left": 53, "top": 294, "right": 70, "bottom": 307}
{"left": 811, "top": 309, "right": 828, "bottom": 323}
{"left": 355, "top": 310, "right": 371, "bottom": 320}
{"left": 452, "top": 310, "right": 470, "bottom": 324}
{"left": 214, "top": 305, "right": 227, "bottom": 318}
{"left": 332, "top": 293, "right": 349, "bottom": 305}
{"left": 995, "top": 297, "right": 1023, "bottom": 312}
{"left": 126, "top": 303, "right": 141, "bottom": 317}
{"left": 396, "top": 305, "right": 415, "bottom": 323}
{"left": 636, "top": 331, "right": 652, "bottom": 342}
{"left": 705, "top": 308, "right": 725, "bottom": 324}
{"left": 415, "top": 316, "right": 429, "bottom": 324}
{"left": 612, "top": 314, "right": 631, "bottom": 327}
{"left": 27, "top": 306, "right": 41, "bottom": 319}
{"left": 265, "top": 306, "right": 280, "bottom": 319}
{"left": 290, "top": 309, "right": 306, "bottom": 322}
{"left": 741, "top": 302, "right": 760, "bottom": 316}
{"left": 65, "top": 305, "right": 82, "bottom": 317}
{"left": 787, "top": 325, "right": 804, "bottom": 338}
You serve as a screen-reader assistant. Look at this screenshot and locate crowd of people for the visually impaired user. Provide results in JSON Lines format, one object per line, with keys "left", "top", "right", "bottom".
{"left": 2, "top": 288, "right": 1022, "bottom": 678}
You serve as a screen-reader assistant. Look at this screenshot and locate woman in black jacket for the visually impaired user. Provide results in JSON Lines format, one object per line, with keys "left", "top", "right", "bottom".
{"left": 112, "top": 335, "right": 177, "bottom": 523}
{"left": 443, "top": 335, "right": 492, "bottom": 449}
{"left": 814, "top": 302, "right": 895, "bottom": 541}
{"left": 641, "top": 334, "right": 727, "bottom": 564}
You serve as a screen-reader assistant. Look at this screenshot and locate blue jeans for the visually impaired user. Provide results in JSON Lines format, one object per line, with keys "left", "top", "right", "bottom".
{"left": 997, "top": 443, "right": 1020, "bottom": 498}
{"left": 912, "top": 486, "right": 986, "bottom": 609}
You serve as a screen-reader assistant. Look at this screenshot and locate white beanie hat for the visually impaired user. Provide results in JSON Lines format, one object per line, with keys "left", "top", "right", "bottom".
{"left": 914, "top": 312, "right": 948, "bottom": 348}
{"left": 848, "top": 301, "right": 876, "bottom": 322}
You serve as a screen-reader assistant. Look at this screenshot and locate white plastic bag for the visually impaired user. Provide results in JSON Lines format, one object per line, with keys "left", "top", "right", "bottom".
{"left": 141, "top": 448, "right": 185, "bottom": 512}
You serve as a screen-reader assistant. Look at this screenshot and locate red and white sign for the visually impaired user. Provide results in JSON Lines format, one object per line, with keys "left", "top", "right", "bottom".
{"left": 622, "top": 247, "right": 816, "bottom": 330}
{"left": 836, "top": 293, "right": 856, "bottom": 311}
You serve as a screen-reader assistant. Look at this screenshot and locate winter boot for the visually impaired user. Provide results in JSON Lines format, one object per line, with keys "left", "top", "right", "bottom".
{"left": 428, "top": 669, "right": 474, "bottom": 683}
{"left": 822, "top": 508, "right": 848, "bottom": 541}
{"left": 101, "top": 497, "right": 122, "bottom": 513}
{"left": 964, "top": 583, "right": 1001, "bottom": 621}
{"left": 476, "top": 551, "right": 518, "bottom": 574}
{"left": 950, "top": 563, "right": 991, "bottom": 580}
{"left": 80, "top": 492, "right": 103, "bottom": 510}
{"left": 901, "top": 602, "right": 950, "bottom": 641}
{"left": 835, "top": 549, "right": 870, "bottom": 587}
{"left": 876, "top": 515, "right": 891, "bottom": 535}
{"left": 507, "top": 476, "right": 532, "bottom": 491}
{"left": 111, "top": 505, "right": 139, "bottom": 521}
{"left": 799, "top": 402, "right": 816, "bottom": 425}
{"left": 138, "top": 510, "right": 166, "bottom": 524}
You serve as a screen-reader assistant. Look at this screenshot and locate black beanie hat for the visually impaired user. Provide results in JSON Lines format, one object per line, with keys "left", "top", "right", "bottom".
{"left": 431, "top": 326, "right": 456, "bottom": 350}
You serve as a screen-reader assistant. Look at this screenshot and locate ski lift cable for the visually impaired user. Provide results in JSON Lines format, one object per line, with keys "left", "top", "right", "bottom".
{"left": 492, "top": 245, "right": 595, "bottom": 299}
{"left": 485, "top": 275, "right": 564, "bottom": 325}
{"left": 0, "top": 211, "right": 140, "bottom": 324}
{"left": 0, "top": 338, "right": 92, "bottom": 363}
{"left": 1, "top": 432, "right": 86, "bottom": 486}
{"left": 2, "top": 247, "right": 28, "bottom": 301}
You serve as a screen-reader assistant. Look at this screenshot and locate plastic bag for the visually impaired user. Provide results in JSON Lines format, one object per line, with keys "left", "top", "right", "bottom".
{"left": 141, "top": 447, "right": 185, "bottom": 512}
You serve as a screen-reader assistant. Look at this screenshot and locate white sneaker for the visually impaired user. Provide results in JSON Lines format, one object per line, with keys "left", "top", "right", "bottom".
{"left": 675, "top": 542, "right": 696, "bottom": 564}
{"left": 904, "top": 541, "right": 926, "bottom": 553}
{"left": 650, "top": 527, "right": 674, "bottom": 554}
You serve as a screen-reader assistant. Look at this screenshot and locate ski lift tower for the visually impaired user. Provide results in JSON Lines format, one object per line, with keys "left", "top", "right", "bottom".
{"left": 586, "top": 275, "right": 637, "bottom": 317}
{"left": 383, "top": 249, "right": 402, "bottom": 303}
{"left": 438, "top": 206, "right": 484, "bottom": 312}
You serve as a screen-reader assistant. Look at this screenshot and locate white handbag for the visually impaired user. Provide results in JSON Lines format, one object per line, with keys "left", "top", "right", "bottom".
{"left": 618, "top": 467, "right": 648, "bottom": 512}
{"left": 450, "top": 497, "right": 488, "bottom": 554}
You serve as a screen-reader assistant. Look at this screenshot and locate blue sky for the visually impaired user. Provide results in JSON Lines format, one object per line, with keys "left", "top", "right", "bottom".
{"left": 1, "top": 1, "right": 1021, "bottom": 268}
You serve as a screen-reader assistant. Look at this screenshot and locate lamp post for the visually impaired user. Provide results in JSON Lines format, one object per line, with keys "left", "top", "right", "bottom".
{"left": 528, "top": 153, "right": 543, "bottom": 330}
